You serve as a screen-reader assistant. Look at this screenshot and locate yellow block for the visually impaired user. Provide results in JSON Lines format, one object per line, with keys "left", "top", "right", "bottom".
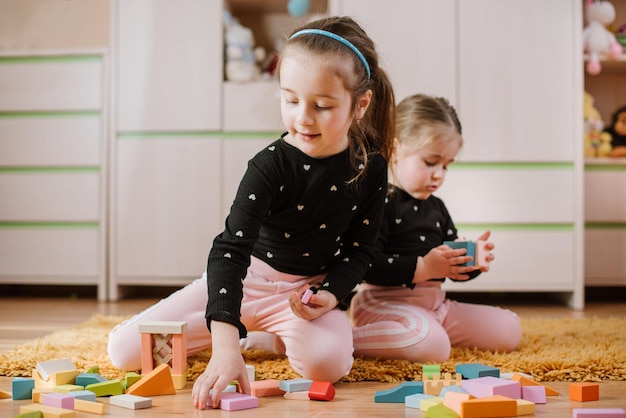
{"left": 516, "top": 398, "right": 536, "bottom": 416}
{"left": 20, "top": 403, "right": 76, "bottom": 418}
{"left": 32, "top": 388, "right": 53, "bottom": 403}
{"left": 74, "top": 398, "right": 106, "bottom": 415}
{"left": 32, "top": 369, "right": 79, "bottom": 389}
{"left": 420, "top": 396, "right": 444, "bottom": 412}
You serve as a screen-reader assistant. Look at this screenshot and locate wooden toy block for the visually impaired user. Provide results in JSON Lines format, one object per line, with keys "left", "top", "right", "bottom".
{"left": 36, "top": 359, "right": 75, "bottom": 382}
{"left": 138, "top": 320, "right": 188, "bottom": 389}
{"left": 212, "top": 392, "right": 259, "bottom": 411}
{"left": 459, "top": 394, "right": 517, "bottom": 418}
{"left": 301, "top": 288, "right": 314, "bottom": 304}
{"left": 511, "top": 372, "right": 559, "bottom": 396}
{"left": 405, "top": 393, "right": 435, "bottom": 409}
{"left": 570, "top": 382, "right": 600, "bottom": 402}
{"left": 125, "top": 363, "right": 175, "bottom": 396}
{"left": 85, "top": 379, "right": 124, "bottom": 397}
{"left": 516, "top": 398, "right": 535, "bottom": 416}
{"left": 76, "top": 373, "right": 106, "bottom": 387}
{"left": 20, "top": 403, "right": 76, "bottom": 418}
{"left": 424, "top": 402, "right": 460, "bottom": 418}
{"left": 0, "top": 388, "right": 11, "bottom": 399}
{"left": 13, "top": 411, "right": 43, "bottom": 418}
{"left": 85, "top": 366, "right": 99, "bottom": 374}
{"left": 461, "top": 376, "right": 521, "bottom": 399}
{"left": 444, "top": 241, "right": 476, "bottom": 267}
{"left": 53, "top": 384, "right": 83, "bottom": 394}
{"left": 110, "top": 393, "right": 152, "bottom": 409}
{"left": 284, "top": 391, "right": 310, "bottom": 400}
{"left": 12, "top": 377, "right": 35, "bottom": 400}
{"left": 455, "top": 363, "right": 500, "bottom": 379}
{"left": 440, "top": 385, "right": 467, "bottom": 397}
{"left": 573, "top": 408, "right": 626, "bottom": 417}
{"left": 423, "top": 364, "right": 441, "bottom": 378}
{"left": 32, "top": 388, "right": 53, "bottom": 403}
{"left": 66, "top": 390, "right": 96, "bottom": 402}
{"left": 32, "top": 369, "right": 79, "bottom": 389}
{"left": 474, "top": 240, "right": 490, "bottom": 269}
{"left": 423, "top": 373, "right": 462, "bottom": 396}
{"left": 42, "top": 392, "right": 74, "bottom": 409}
{"left": 73, "top": 398, "right": 106, "bottom": 415}
{"left": 308, "top": 381, "right": 335, "bottom": 401}
{"left": 522, "top": 385, "right": 546, "bottom": 404}
{"left": 443, "top": 391, "right": 474, "bottom": 415}
{"left": 246, "top": 364, "right": 255, "bottom": 382}
{"left": 124, "top": 372, "right": 142, "bottom": 390}
{"left": 250, "top": 379, "right": 285, "bottom": 397}
{"left": 279, "top": 378, "right": 313, "bottom": 392}
{"left": 374, "top": 381, "right": 424, "bottom": 403}
{"left": 420, "top": 396, "right": 444, "bottom": 412}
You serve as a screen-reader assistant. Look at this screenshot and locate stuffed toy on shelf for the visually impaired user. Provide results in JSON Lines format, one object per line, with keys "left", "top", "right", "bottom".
{"left": 222, "top": 10, "right": 266, "bottom": 82}
{"left": 583, "top": 0, "right": 623, "bottom": 75}
{"left": 584, "top": 91, "right": 613, "bottom": 157}
{"left": 603, "top": 105, "right": 626, "bottom": 157}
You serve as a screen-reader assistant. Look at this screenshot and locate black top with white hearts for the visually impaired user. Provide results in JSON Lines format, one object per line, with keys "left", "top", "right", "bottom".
{"left": 362, "top": 187, "right": 481, "bottom": 287}
{"left": 206, "top": 134, "right": 387, "bottom": 338}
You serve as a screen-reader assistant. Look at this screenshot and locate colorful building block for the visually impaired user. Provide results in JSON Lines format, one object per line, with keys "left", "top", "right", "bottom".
{"left": 570, "top": 382, "right": 600, "bottom": 402}
{"left": 76, "top": 373, "right": 106, "bottom": 387}
{"left": 423, "top": 364, "right": 441, "bottom": 378}
{"left": 573, "top": 408, "right": 626, "bottom": 417}
{"left": 425, "top": 402, "right": 460, "bottom": 418}
{"left": 20, "top": 403, "right": 76, "bottom": 418}
{"left": 13, "top": 410, "right": 43, "bottom": 418}
{"left": 138, "top": 321, "right": 188, "bottom": 390}
{"left": 53, "top": 384, "right": 83, "bottom": 394}
{"left": 65, "top": 390, "right": 96, "bottom": 402}
{"left": 12, "top": 377, "right": 35, "bottom": 400}
{"left": 35, "top": 359, "right": 75, "bottom": 382}
{"left": 459, "top": 394, "right": 518, "bottom": 418}
{"left": 283, "top": 391, "right": 310, "bottom": 400}
{"left": 444, "top": 241, "right": 476, "bottom": 267}
{"left": 124, "top": 372, "right": 142, "bottom": 390}
{"left": 250, "top": 379, "right": 285, "bottom": 397}
{"left": 110, "top": 394, "right": 152, "bottom": 409}
{"left": 423, "top": 373, "right": 462, "bottom": 396}
{"left": 85, "top": 379, "right": 124, "bottom": 397}
{"left": 455, "top": 363, "right": 500, "bottom": 379}
{"left": 308, "top": 381, "right": 335, "bottom": 401}
{"left": 374, "top": 381, "right": 424, "bottom": 403}
{"left": 279, "top": 378, "right": 313, "bottom": 392}
{"left": 522, "top": 385, "right": 546, "bottom": 404}
{"left": 511, "top": 372, "right": 559, "bottom": 396}
{"left": 42, "top": 392, "right": 74, "bottom": 409}
{"left": 125, "top": 363, "right": 175, "bottom": 396}
{"left": 0, "top": 389, "right": 11, "bottom": 399}
{"left": 405, "top": 393, "right": 436, "bottom": 409}
{"left": 32, "top": 369, "right": 78, "bottom": 389}
{"left": 213, "top": 392, "right": 259, "bottom": 411}
{"left": 31, "top": 388, "right": 53, "bottom": 403}
{"left": 461, "top": 376, "right": 521, "bottom": 399}
{"left": 73, "top": 398, "right": 106, "bottom": 415}
{"left": 443, "top": 391, "right": 474, "bottom": 415}
{"left": 516, "top": 398, "right": 535, "bottom": 416}
{"left": 420, "top": 396, "right": 444, "bottom": 412}
{"left": 246, "top": 364, "right": 255, "bottom": 382}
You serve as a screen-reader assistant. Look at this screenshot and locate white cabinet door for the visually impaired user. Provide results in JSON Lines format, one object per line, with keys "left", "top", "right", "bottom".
{"left": 458, "top": 0, "right": 578, "bottom": 162}
{"left": 330, "top": 0, "right": 456, "bottom": 103}
{"left": 115, "top": 0, "right": 222, "bottom": 131}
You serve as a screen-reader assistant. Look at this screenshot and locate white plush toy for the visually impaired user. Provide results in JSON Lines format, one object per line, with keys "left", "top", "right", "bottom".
{"left": 583, "top": 0, "right": 622, "bottom": 75}
{"left": 223, "top": 11, "right": 266, "bottom": 82}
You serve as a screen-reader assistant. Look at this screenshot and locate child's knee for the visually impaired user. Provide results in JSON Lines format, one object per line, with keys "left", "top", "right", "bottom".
{"left": 292, "top": 348, "right": 354, "bottom": 383}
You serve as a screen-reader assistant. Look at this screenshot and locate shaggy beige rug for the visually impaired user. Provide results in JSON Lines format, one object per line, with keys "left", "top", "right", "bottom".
{"left": 0, "top": 315, "right": 624, "bottom": 383}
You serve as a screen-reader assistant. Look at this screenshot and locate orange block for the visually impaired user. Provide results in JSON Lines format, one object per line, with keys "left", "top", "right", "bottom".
{"left": 125, "top": 363, "right": 175, "bottom": 396}
{"left": 511, "top": 373, "right": 559, "bottom": 396}
{"left": 250, "top": 380, "right": 285, "bottom": 397}
{"left": 460, "top": 395, "right": 517, "bottom": 418}
{"left": 570, "top": 382, "right": 599, "bottom": 402}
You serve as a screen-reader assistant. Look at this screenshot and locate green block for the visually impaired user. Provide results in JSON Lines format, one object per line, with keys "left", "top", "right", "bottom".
{"left": 443, "top": 241, "right": 475, "bottom": 266}
{"left": 14, "top": 411, "right": 43, "bottom": 418}
{"left": 422, "top": 364, "right": 441, "bottom": 378}
{"left": 425, "top": 402, "right": 460, "bottom": 417}
{"left": 54, "top": 384, "right": 83, "bottom": 393}
{"left": 124, "top": 372, "right": 141, "bottom": 390}
{"left": 85, "top": 379, "right": 124, "bottom": 397}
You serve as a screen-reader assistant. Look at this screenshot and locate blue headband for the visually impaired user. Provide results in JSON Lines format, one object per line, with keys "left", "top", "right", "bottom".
{"left": 289, "top": 29, "right": 371, "bottom": 80}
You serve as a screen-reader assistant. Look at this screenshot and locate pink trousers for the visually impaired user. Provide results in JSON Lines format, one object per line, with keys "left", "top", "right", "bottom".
{"left": 350, "top": 282, "right": 522, "bottom": 362}
{"left": 107, "top": 257, "right": 354, "bottom": 383}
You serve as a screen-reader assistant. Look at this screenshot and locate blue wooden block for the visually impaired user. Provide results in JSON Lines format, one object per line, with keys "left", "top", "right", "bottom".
{"left": 443, "top": 241, "right": 476, "bottom": 266}
{"left": 76, "top": 373, "right": 107, "bottom": 387}
{"left": 12, "top": 377, "right": 35, "bottom": 400}
{"left": 279, "top": 378, "right": 313, "bottom": 392}
{"left": 405, "top": 393, "right": 435, "bottom": 409}
{"left": 374, "top": 381, "right": 424, "bottom": 403}
{"left": 455, "top": 363, "right": 500, "bottom": 379}
{"left": 66, "top": 390, "right": 97, "bottom": 402}
{"left": 440, "top": 385, "right": 467, "bottom": 396}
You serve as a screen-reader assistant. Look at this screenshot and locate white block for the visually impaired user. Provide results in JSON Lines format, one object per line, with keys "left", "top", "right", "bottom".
{"left": 36, "top": 359, "right": 76, "bottom": 382}
{"left": 109, "top": 394, "right": 152, "bottom": 410}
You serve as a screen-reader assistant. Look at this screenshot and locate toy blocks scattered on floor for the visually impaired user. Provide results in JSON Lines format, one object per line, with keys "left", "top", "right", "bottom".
{"left": 570, "top": 382, "right": 600, "bottom": 402}
{"left": 125, "top": 363, "right": 175, "bottom": 396}
{"left": 572, "top": 408, "right": 626, "bottom": 417}
{"left": 138, "top": 320, "right": 188, "bottom": 390}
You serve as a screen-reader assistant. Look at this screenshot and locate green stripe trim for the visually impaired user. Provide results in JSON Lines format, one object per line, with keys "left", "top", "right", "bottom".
{"left": 586, "top": 222, "right": 626, "bottom": 229}
{"left": 0, "top": 222, "right": 99, "bottom": 228}
{"left": 220, "top": 132, "right": 283, "bottom": 139}
{"left": 450, "top": 162, "right": 573, "bottom": 170}
{"left": 456, "top": 223, "right": 574, "bottom": 231}
{"left": 585, "top": 164, "right": 626, "bottom": 172}
{"left": 0, "top": 167, "right": 99, "bottom": 173}
{"left": 117, "top": 131, "right": 282, "bottom": 139}
{"left": 0, "top": 55, "right": 103, "bottom": 64}
{"left": 0, "top": 111, "right": 100, "bottom": 118}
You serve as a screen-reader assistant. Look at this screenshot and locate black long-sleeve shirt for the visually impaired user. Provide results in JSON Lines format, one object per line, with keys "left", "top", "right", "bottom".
{"left": 363, "top": 187, "right": 481, "bottom": 287}
{"left": 206, "top": 135, "right": 387, "bottom": 337}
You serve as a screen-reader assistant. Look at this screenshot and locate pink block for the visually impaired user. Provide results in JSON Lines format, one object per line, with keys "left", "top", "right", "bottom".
{"left": 573, "top": 408, "right": 626, "bottom": 417}
{"left": 301, "top": 289, "right": 314, "bottom": 304}
{"left": 461, "top": 376, "right": 521, "bottom": 399}
{"left": 215, "top": 392, "right": 258, "bottom": 411}
{"left": 42, "top": 392, "right": 74, "bottom": 409}
{"left": 522, "top": 385, "right": 546, "bottom": 404}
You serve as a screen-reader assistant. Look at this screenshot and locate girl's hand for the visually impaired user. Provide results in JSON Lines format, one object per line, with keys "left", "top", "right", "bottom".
{"left": 476, "top": 230, "right": 495, "bottom": 272}
{"left": 289, "top": 285, "right": 338, "bottom": 320}
{"left": 413, "top": 245, "right": 474, "bottom": 283}
{"left": 191, "top": 321, "right": 251, "bottom": 409}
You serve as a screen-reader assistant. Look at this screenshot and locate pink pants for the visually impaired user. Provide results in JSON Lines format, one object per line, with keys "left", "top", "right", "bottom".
{"left": 107, "top": 257, "right": 354, "bottom": 382}
{"left": 350, "top": 282, "right": 522, "bottom": 362}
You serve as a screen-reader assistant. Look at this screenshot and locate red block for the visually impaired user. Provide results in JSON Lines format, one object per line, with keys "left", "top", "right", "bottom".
{"left": 308, "top": 381, "right": 335, "bottom": 401}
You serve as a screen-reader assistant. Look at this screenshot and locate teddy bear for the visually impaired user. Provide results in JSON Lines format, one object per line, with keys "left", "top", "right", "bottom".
{"left": 584, "top": 91, "right": 612, "bottom": 157}
{"left": 223, "top": 10, "right": 266, "bottom": 82}
{"left": 583, "top": 0, "right": 623, "bottom": 75}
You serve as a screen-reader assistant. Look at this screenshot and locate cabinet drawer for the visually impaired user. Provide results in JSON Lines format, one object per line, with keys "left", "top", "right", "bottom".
{"left": 585, "top": 170, "right": 626, "bottom": 221}
{"left": 0, "top": 58, "right": 102, "bottom": 111}
{"left": 0, "top": 172, "right": 100, "bottom": 221}
{"left": 0, "top": 116, "right": 101, "bottom": 166}
{"left": 437, "top": 167, "right": 575, "bottom": 223}
{"left": 223, "top": 81, "right": 283, "bottom": 132}
{"left": 585, "top": 228, "right": 626, "bottom": 285}
{"left": 0, "top": 228, "right": 100, "bottom": 277}
{"left": 443, "top": 230, "right": 576, "bottom": 291}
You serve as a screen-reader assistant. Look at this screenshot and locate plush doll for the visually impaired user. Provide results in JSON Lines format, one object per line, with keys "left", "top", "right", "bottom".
{"left": 583, "top": 0, "right": 623, "bottom": 75}
{"left": 583, "top": 91, "right": 612, "bottom": 157}
{"left": 604, "top": 105, "right": 626, "bottom": 157}
{"left": 223, "top": 11, "right": 266, "bottom": 82}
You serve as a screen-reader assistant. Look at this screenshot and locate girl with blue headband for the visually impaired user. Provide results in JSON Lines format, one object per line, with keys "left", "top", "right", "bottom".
{"left": 107, "top": 16, "right": 396, "bottom": 409}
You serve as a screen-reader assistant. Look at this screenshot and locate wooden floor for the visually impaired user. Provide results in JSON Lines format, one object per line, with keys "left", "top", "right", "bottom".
{"left": 1, "top": 286, "right": 625, "bottom": 417}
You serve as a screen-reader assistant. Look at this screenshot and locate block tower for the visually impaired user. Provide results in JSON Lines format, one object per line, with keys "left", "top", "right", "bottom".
{"left": 138, "top": 321, "right": 188, "bottom": 390}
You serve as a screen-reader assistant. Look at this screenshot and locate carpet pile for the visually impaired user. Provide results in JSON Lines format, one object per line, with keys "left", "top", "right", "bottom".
{"left": 1, "top": 315, "right": 624, "bottom": 383}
